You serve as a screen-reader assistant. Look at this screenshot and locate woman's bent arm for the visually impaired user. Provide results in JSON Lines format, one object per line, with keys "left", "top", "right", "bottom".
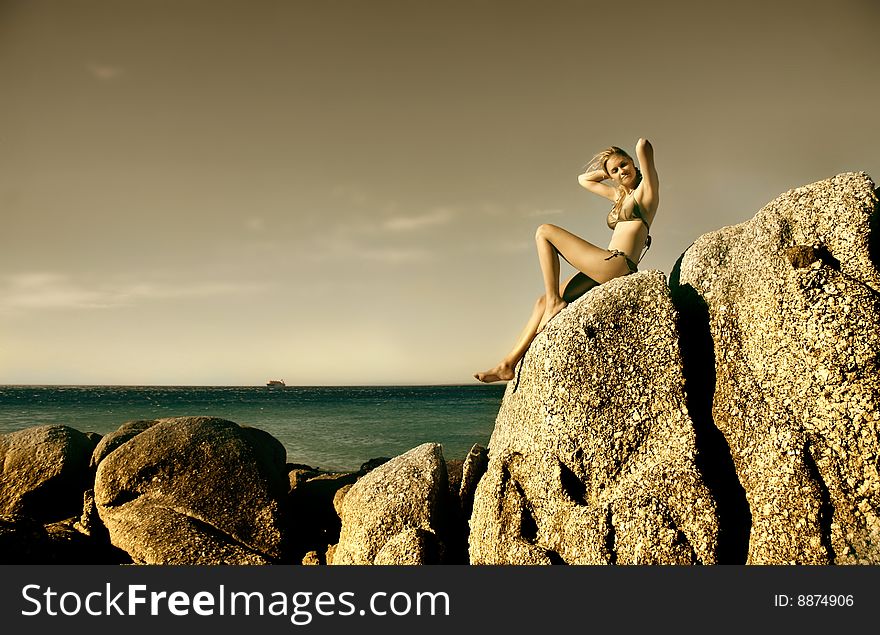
{"left": 578, "top": 169, "right": 617, "bottom": 201}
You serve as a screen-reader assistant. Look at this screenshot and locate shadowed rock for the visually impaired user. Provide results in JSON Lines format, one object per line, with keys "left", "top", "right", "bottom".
{"left": 673, "top": 172, "right": 880, "bottom": 564}
{"left": 0, "top": 514, "right": 52, "bottom": 563}
{"left": 0, "top": 425, "right": 96, "bottom": 522}
{"left": 446, "top": 459, "right": 464, "bottom": 501}
{"left": 469, "top": 271, "right": 719, "bottom": 565}
{"left": 288, "top": 466, "right": 322, "bottom": 492}
{"left": 0, "top": 512, "right": 125, "bottom": 565}
{"left": 94, "top": 416, "right": 290, "bottom": 564}
{"left": 460, "top": 443, "right": 488, "bottom": 520}
{"left": 288, "top": 471, "right": 358, "bottom": 561}
{"left": 330, "top": 443, "right": 451, "bottom": 565}
{"left": 44, "top": 517, "right": 131, "bottom": 564}
{"left": 74, "top": 488, "right": 105, "bottom": 538}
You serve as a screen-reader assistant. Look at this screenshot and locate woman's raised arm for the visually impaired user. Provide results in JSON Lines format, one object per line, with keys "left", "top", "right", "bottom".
{"left": 635, "top": 138, "right": 659, "bottom": 209}
{"left": 577, "top": 168, "right": 617, "bottom": 202}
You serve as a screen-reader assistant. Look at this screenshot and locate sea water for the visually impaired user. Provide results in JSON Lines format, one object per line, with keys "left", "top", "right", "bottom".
{"left": 0, "top": 385, "right": 505, "bottom": 472}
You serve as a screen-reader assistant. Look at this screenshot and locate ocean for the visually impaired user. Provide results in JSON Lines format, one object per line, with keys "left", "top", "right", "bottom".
{"left": 0, "top": 385, "right": 506, "bottom": 472}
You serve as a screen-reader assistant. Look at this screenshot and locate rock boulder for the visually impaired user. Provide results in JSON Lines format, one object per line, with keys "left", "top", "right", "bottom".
{"left": 90, "top": 420, "right": 158, "bottom": 468}
{"left": 469, "top": 271, "right": 719, "bottom": 564}
{"left": 0, "top": 425, "right": 96, "bottom": 522}
{"left": 94, "top": 416, "right": 290, "bottom": 564}
{"left": 672, "top": 172, "right": 880, "bottom": 564}
{"left": 331, "top": 443, "right": 451, "bottom": 565}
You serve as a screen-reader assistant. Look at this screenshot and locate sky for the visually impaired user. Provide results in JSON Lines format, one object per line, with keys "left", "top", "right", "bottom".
{"left": 1, "top": 0, "right": 878, "bottom": 386}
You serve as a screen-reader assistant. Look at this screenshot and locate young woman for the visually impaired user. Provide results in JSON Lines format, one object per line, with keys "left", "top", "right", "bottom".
{"left": 473, "top": 138, "right": 659, "bottom": 383}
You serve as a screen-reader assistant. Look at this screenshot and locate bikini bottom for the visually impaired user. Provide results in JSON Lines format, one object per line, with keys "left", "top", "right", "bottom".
{"left": 604, "top": 249, "right": 638, "bottom": 274}
{"left": 561, "top": 251, "right": 638, "bottom": 303}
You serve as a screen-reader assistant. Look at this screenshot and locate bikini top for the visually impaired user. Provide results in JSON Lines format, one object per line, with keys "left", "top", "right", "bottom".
{"left": 607, "top": 191, "right": 652, "bottom": 261}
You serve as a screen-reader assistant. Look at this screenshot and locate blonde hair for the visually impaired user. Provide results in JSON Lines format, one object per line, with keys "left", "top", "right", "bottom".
{"left": 586, "top": 146, "right": 641, "bottom": 217}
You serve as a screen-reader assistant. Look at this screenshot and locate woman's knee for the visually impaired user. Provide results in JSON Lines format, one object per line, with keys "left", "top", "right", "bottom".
{"left": 535, "top": 224, "right": 559, "bottom": 241}
{"left": 535, "top": 294, "right": 546, "bottom": 310}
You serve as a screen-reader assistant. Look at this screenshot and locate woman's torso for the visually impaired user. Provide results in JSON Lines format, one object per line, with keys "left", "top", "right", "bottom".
{"left": 607, "top": 189, "right": 655, "bottom": 260}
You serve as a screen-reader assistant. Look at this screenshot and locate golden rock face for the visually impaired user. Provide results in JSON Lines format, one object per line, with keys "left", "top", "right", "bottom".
{"left": 676, "top": 171, "right": 880, "bottom": 565}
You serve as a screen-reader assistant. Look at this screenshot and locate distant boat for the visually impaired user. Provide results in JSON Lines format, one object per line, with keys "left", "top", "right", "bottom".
{"left": 266, "top": 379, "right": 286, "bottom": 388}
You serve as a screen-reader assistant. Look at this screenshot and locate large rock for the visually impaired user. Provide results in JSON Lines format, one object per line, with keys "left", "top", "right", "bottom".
{"left": 90, "top": 420, "right": 158, "bottom": 468}
{"left": 469, "top": 271, "right": 719, "bottom": 564}
{"left": 94, "top": 416, "right": 290, "bottom": 564}
{"left": 0, "top": 425, "right": 96, "bottom": 522}
{"left": 672, "top": 172, "right": 880, "bottom": 564}
{"left": 330, "top": 443, "right": 451, "bottom": 565}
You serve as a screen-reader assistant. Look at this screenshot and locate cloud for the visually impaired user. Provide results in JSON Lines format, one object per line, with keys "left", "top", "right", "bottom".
{"left": 299, "top": 208, "right": 454, "bottom": 265}
{"left": 327, "top": 204, "right": 457, "bottom": 237}
{"left": 476, "top": 202, "right": 507, "bottom": 217}
{"left": 122, "top": 281, "right": 270, "bottom": 301}
{"left": 383, "top": 208, "right": 455, "bottom": 232}
{"left": 86, "top": 63, "right": 125, "bottom": 81}
{"left": 2, "top": 273, "right": 113, "bottom": 310}
{"left": 300, "top": 234, "right": 432, "bottom": 265}
{"left": 0, "top": 273, "right": 269, "bottom": 312}
{"left": 460, "top": 238, "right": 531, "bottom": 255}
{"left": 526, "top": 208, "right": 565, "bottom": 217}
{"left": 356, "top": 247, "right": 431, "bottom": 264}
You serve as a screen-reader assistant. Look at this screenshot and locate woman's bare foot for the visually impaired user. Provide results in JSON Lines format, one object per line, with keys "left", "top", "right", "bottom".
{"left": 473, "top": 362, "right": 515, "bottom": 383}
{"left": 537, "top": 298, "right": 567, "bottom": 332}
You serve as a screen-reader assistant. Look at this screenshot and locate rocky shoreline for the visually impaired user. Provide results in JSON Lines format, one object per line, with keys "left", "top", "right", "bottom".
{"left": 0, "top": 418, "right": 485, "bottom": 565}
{"left": 2, "top": 172, "right": 879, "bottom": 564}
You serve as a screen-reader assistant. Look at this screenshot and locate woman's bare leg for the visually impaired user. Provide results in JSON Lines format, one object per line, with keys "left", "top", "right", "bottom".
{"left": 535, "top": 225, "right": 567, "bottom": 332}
{"left": 474, "top": 224, "right": 629, "bottom": 383}
{"left": 535, "top": 223, "right": 628, "bottom": 331}
{"left": 473, "top": 294, "right": 546, "bottom": 383}
{"left": 473, "top": 273, "right": 599, "bottom": 383}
